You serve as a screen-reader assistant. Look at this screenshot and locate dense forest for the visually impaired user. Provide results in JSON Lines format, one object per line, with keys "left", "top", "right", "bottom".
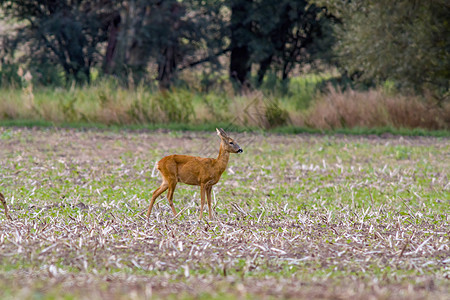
{"left": 0, "top": 0, "right": 448, "bottom": 96}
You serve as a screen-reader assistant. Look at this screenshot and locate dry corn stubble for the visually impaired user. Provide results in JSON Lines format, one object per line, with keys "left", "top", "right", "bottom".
{"left": 0, "top": 127, "right": 449, "bottom": 299}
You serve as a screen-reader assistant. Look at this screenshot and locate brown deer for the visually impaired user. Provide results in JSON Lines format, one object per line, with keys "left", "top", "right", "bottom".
{"left": 146, "top": 128, "right": 243, "bottom": 220}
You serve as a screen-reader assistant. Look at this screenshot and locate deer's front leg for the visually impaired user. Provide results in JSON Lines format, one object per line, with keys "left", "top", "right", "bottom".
{"left": 147, "top": 182, "right": 169, "bottom": 219}
{"left": 206, "top": 186, "right": 213, "bottom": 220}
{"left": 199, "top": 184, "right": 206, "bottom": 220}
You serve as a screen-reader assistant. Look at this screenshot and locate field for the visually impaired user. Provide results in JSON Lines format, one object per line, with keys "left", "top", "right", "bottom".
{"left": 0, "top": 127, "right": 449, "bottom": 299}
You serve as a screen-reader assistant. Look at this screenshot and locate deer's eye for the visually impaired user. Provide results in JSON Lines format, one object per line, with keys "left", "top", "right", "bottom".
{"left": 229, "top": 142, "right": 234, "bottom": 145}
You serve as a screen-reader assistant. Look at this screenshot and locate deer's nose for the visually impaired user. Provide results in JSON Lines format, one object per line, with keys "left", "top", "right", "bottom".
{"left": 237, "top": 148, "right": 243, "bottom": 153}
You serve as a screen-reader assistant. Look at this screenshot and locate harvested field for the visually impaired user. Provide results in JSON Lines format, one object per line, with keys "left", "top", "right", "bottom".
{"left": 0, "top": 127, "right": 449, "bottom": 299}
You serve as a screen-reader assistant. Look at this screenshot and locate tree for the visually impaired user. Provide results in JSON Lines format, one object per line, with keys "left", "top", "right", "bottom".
{"left": 101, "top": 0, "right": 228, "bottom": 89}
{"left": 314, "top": 0, "right": 450, "bottom": 95}
{"left": 0, "top": 0, "right": 335, "bottom": 88}
{"left": 228, "top": 0, "right": 253, "bottom": 86}
{"left": 227, "top": 0, "right": 335, "bottom": 87}
{"left": 252, "top": 0, "right": 334, "bottom": 83}
{"left": 0, "top": 0, "right": 116, "bottom": 84}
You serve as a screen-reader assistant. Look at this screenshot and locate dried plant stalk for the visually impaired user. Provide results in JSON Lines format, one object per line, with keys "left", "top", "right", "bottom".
{"left": 0, "top": 192, "right": 12, "bottom": 221}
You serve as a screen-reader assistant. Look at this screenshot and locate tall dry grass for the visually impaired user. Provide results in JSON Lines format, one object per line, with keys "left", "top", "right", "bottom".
{"left": 304, "top": 87, "right": 449, "bottom": 130}
{"left": 0, "top": 80, "right": 448, "bottom": 131}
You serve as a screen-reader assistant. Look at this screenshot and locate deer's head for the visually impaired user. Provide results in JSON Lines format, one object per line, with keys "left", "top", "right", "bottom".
{"left": 216, "top": 128, "right": 243, "bottom": 154}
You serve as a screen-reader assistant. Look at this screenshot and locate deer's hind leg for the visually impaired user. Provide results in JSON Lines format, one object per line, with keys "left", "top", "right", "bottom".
{"left": 199, "top": 184, "right": 207, "bottom": 220}
{"left": 147, "top": 180, "right": 169, "bottom": 219}
{"left": 166, "top": 177, "right": 178, "bottom": 216}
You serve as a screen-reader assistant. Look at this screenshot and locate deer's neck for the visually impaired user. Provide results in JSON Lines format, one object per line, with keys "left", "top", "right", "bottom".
{"left": 215, "top": 143, "right": 230, "bottom": 174}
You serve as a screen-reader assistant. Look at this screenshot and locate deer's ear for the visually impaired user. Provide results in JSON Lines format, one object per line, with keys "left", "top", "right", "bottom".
{"left": 216, "top": 128, "right": 228, "bottom": 140}
{"left": 216, "top": 128, "right": 225, "bottom": 136}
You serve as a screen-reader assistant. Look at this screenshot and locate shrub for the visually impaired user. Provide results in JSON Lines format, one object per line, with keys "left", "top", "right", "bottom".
{"left": 265, "top": 100, "right": 289, "bottom": 128}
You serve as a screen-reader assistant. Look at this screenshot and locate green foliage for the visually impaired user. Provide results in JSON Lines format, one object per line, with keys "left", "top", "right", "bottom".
{"left": 286, "top": 73, "right": 332, "bottom": 109}
{"left": 314, "top": 0, "right": 450, "bottom": 95}
{"left": 0, "top": 0, "right": 334, "bottom": 88}
{"left": 0, "top": 0, "right": 113, "bottom": 84}
{"left": 0, "top": 62, "right": 22, "bottom": 88}
{"left": 120, "top": 0, "right": 228, "bottom": 88}
{"left": 228, "top": 0, "right": 335, "bottom": 85}
{"left": 252, "top": 0, "right": 335, "bottom": 80}
{"left": 59, "top": 96, "right": 79, "bottom": 122}
{"left": 265, "top": 99, "right": 289, "bottom": 127}
{"left": 153, "top": 90, "right": 196, "bottom": 124}
{"left": 200, "top": 93, "right": 232, "bottom": 122}
{"left": 126, "top": 88, "right": 195, "bottom": 124}
{"left": 28, "top": 58, "right": 65, "bottom": 86}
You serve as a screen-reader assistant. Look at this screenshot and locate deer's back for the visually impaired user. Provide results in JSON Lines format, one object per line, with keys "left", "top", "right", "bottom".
{"left": 158, "top": 154, "right": 217, "bottom": 186}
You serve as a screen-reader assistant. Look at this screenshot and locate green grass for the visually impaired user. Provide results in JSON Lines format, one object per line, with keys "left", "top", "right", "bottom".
{"left": 1, "top": 119, "right": 449, "bottom": 138}
{"left": 0, "top": 127, "right": 449, "bottom": 299}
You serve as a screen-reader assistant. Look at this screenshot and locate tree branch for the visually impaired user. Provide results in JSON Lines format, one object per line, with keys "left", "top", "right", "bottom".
{"left": 177, "top": 48, "right": 231, "bottom": 71}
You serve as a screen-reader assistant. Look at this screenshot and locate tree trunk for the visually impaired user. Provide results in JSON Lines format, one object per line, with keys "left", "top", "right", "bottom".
{"left": 229, "top": 0, "right": 252, "bottom": 87}
{"left": 230, "top": 46, "right": 251, "bottom": 85}
{"left": 257, "top": 55, "right": 273, "bottom": 85}
{"left": 103, "top": 13, "right": 121, "bottom": 74}
{"left": 158, "top": 45, "right": 177, "bottom": 90}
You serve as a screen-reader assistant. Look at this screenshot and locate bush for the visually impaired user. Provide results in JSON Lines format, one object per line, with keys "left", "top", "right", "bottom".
{"left": 265, "top": 100, "right": 289, "bottom": 128}
{"left": 0, "top": 63, "right": 22, "bottom": 88}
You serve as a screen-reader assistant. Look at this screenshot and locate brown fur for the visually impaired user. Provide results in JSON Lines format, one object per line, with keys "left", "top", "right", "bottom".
{"left": 146, "top": 128, "right": 243, "bottom": 220}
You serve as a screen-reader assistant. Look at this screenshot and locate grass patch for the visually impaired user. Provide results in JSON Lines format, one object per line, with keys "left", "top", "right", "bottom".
{"left": 1, "top": 119, "right": 449, "bottom": 138}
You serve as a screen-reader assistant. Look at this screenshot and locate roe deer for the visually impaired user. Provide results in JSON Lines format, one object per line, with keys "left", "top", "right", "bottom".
{"left": 146, "top": 128, "right": 243, "bottom": 220}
